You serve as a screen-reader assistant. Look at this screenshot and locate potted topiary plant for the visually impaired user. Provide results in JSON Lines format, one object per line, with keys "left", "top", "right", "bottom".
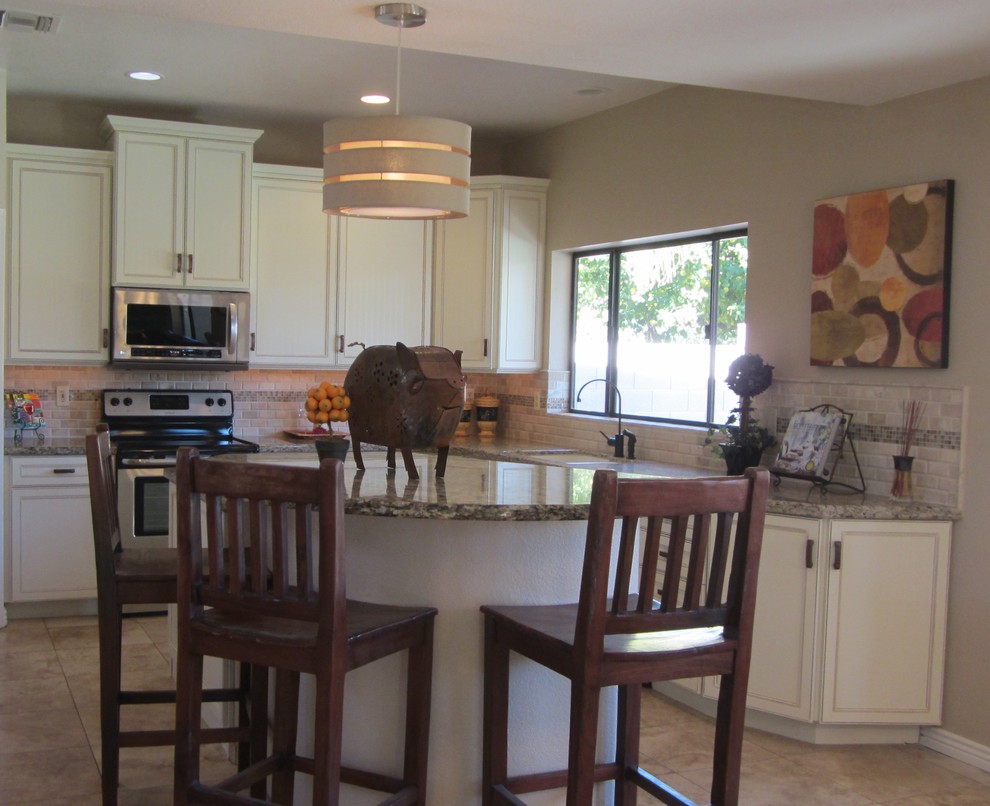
{"left": 704, "top": 353, "right": 776, "bottom": 474}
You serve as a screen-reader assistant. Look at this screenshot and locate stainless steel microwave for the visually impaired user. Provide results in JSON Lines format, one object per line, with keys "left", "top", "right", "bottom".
{"left": 111, "top": 287, "right": 251, "bottom": 370}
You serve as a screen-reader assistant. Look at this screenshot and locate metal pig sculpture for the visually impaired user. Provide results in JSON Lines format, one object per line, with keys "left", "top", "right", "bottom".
{"left": 344, "top": 342, "right": 466, "bottom": 479}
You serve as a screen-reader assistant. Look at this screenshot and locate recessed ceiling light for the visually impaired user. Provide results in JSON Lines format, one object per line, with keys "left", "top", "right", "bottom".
{"left": 361, "top": 94, "right": 391, "bottom": 105}
{"left": 127, "top": 70, "right": 162, "bottom": 81}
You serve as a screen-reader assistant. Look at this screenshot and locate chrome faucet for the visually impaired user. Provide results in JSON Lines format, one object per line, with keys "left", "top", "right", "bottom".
{"left": 575, "top": 378, "right": 636, "bottom": 459}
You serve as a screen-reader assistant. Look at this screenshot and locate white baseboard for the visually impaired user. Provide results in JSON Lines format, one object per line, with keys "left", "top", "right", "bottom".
{"left": 921, "top": 726, "right": 990, "bottom": 773}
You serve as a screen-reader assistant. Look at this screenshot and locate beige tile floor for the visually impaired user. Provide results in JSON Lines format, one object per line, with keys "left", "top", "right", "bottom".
{"left": 1, "top": 614, "right": 989, "bottom": 805}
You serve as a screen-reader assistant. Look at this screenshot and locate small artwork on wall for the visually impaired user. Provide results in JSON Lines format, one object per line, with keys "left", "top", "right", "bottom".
{"left": 810, "top": 178, "right": 954, "bottom": 368}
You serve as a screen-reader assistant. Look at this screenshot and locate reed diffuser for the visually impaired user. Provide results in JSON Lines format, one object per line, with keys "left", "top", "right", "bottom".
{"left": 891, "top": 400, "right": 924, "bottom": 500}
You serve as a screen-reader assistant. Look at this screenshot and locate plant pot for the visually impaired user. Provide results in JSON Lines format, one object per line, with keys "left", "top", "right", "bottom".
{"left": 315, "top": 437, "right": 350, "bottom": 463}
{"left": 721, "top": 444, "right": 764, "bottom": 475}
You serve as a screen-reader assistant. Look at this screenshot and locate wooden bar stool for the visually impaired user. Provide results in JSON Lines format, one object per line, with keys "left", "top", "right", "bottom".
{"left": 480, "top": 467, "right": 770, "bottom": 806}
{"left": 172, "top": 448, "right": 438, "bottom": 804}
{"left": 85, "top": 425, "right": 266, "bottom": 805}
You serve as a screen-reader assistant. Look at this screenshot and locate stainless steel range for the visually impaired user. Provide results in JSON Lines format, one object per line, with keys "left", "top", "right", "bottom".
{"left": 101, "top": 389, "right": 260, "bottom": 549}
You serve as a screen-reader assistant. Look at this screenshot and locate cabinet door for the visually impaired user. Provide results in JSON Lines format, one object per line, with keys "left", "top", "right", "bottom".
{"left": 112, "top": 132, "right": 186, "bottom": 286}
{"left": 334, "top": 217, "right": 432, "bottom": 365}
{"left": 8, "top": 148, "right": 112, "bottom": 362}
{"left": 496, "top": 187, "right": 546, "bottom": 371}
{"left": 822, "top": 520, "right": 950, "bottom": 724}
{"left": 250, "top": 169, "right": 334, "bottom": 366}
{"left": 433, "top": 189, "right": 495, "bottom": 369}
{"left": 740, "top": 515, "right": 822, "bottom": 720}
{"left": 184, "top": 138, "right": 253, "bottom": 289}
{"left": 9, "top": 486, "right": 96, "bottom": 601}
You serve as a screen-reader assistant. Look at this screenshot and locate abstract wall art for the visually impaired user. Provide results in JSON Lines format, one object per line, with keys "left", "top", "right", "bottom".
{"left": 810, "top": 179, "right": 954, "bottom": 368}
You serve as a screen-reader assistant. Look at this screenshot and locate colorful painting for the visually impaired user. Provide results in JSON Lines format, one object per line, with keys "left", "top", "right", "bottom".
{"left": 810, "top": 179, "right": 954, "bottom": 368}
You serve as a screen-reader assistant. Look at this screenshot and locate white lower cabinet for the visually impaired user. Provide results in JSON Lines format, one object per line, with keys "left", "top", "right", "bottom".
{"left": 6, "top": 456, "right": 96, "bottom": 602}
{"left": 821, "top": 519, "right": 950, "bottom": 724}
{"left": 662, "top": 514, "right": 951, "bottom": 734}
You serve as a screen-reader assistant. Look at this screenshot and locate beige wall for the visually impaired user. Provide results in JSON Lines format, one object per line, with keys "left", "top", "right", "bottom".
{"left": 503, "top": 76, "right": 990, "bottom": 748}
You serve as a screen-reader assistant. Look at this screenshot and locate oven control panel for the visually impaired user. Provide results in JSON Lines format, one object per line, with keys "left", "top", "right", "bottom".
{"left": 102, "top": 389, "right": 234, "bottom": 418}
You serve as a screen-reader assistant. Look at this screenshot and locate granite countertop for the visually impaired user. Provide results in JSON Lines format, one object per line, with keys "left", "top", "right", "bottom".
{"left": 212, "top": 439, "right": 961, "bottom": 523}
{"left": 6, "top": 432, "right": 960, "bottom": 522}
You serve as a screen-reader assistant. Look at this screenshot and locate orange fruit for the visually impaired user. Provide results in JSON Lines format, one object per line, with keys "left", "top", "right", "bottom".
{"left": 341, "top": 395, "right": 351, "bottom": 409}
{"left": 314, "top": 387, "right": 328, "bottom": 401}
{"left": 304, "top": 396, "right": 319, "bottom": 411}
{"left": 318, "top": 398, "right": 333, "bottom": 412}
{"left": 307, "top": 386, "right": 319, "bottom": 398}
{"left": 331, "top": 395, "right": 345, "bottom": 410}
{"left": 315, "top": 410, "right": 330, "bottom": 424}
{"left": 329, "top": 409, "right": 342, "bottom": 422}
{"left": 306, "top": 410, "right": 318, "bottom": 424}
{"left": 338, "top": 410, "right": 349, "bottom": 422}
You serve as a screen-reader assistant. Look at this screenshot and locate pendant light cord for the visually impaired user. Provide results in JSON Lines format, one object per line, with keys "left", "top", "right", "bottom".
{"left": 395, "top": 24, "right": 402, "bottom": 116}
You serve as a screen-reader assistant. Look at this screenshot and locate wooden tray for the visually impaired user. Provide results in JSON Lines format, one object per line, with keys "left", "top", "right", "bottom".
{"left": 282, "top": 429, "right": 344, "bottom": 439}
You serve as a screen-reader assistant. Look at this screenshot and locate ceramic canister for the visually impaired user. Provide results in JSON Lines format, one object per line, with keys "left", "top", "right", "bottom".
{"left": 474, "top": 395, "right": 500, "bottom": 439}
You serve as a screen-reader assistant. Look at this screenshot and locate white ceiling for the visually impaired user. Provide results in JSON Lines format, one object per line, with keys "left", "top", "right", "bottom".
{"left": 2, "top": 0, "right": 989, "bottom": 142}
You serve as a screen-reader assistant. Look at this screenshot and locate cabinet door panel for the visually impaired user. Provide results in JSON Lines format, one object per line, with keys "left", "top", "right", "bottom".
{"left": 250, "top": 174, "right": 333, "bottom": 366}
{"left": 336, "top": 218, "right": 431, "bottom": 364}
{"left": 743, "top": 515, "right": 822, "bottom": 720}
{"left": 185, "top": 140, "right": 253, "bottom": 288}
{"left": 8, "top": 153, "right": 112, "bottom": 362}
{"left": 113, "top": 134, "right": 185, "bottom": 285}
{"left": 498, "top": 190, "right": 545, "bottom": 370}
{"left": 10, "top": 488, "right": 96, "bottom": 601}
{"left": 822, "top": 521, "right": 950, "bottom": 724}
{"left": 434, "top": 190, "right": 494, "bottom": 368}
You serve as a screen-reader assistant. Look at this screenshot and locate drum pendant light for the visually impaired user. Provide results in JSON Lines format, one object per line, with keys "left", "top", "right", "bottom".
{"left": 323, "top": 3, "right": 471, "bottom": 219}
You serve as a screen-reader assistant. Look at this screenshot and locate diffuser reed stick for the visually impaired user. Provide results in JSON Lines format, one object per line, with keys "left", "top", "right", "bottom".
{"left": 899, "top": 399, "right": 925, "bottom": 456}
{"left": 891, "top": 400, "right": 924, "bottom": 499}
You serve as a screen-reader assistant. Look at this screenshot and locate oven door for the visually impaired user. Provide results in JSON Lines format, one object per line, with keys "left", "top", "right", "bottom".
{"left": 116, "top": 464, "right": 172, "bottom": 550}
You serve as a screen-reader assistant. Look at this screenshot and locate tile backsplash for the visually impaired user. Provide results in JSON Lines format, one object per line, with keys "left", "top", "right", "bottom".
{"left": 5, "top": 364, "right": 963, "bottom": 506}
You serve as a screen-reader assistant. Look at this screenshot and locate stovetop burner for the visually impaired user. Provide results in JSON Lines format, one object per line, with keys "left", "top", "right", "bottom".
{"left": 101, "top": 388, "right": 260, "bottom": 458}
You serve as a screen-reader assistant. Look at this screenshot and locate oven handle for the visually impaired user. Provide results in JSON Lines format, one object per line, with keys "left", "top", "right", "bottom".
{"left": 119, "top": 457, "right": 178, "bottom": 468}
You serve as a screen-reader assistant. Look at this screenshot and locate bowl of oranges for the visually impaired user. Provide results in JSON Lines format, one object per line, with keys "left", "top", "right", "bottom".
{"left": 303, "top": 381, "right": 350, "bottom": 433}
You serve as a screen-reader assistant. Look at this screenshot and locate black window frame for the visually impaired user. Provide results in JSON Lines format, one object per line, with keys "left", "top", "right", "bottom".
{"left": 569, "top": 226, "right": 749, "bottom": 429}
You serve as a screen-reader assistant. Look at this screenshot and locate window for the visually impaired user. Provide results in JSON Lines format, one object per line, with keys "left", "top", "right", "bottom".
{"left": 571, "top": 228, "right": 748, "bottom": 428}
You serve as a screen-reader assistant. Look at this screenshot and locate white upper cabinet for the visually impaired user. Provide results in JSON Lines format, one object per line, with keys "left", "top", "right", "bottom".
{"left": 7, "top": 145, "right": 113, "bottom": 364}
{"left": 249, "top": 165, "right": 334, "bottom": 368}
{"left": 332, "top": 217, "right": 433, "bottom": 366}
{"left": 433, "top": 176, "right": 548, "bottom": 372}
{"left": 101, "top": 116, "right": 262, "bottom": 290}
